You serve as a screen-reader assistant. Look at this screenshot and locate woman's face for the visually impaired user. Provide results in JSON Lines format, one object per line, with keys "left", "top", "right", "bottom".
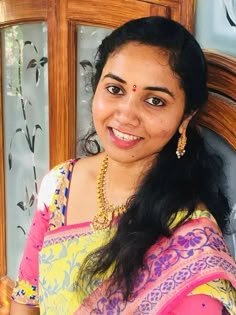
{"left": 92, "top": 42, "right": 189, "bottom": 165}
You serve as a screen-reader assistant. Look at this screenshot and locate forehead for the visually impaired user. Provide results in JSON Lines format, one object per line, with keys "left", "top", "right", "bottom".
{"left": 102, "top": 42, "right": 181, "bottom": 87}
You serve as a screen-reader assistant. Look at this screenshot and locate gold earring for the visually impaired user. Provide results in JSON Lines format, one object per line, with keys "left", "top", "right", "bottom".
{"left": 176, "top": 128, "right": 187, "bottom": 159}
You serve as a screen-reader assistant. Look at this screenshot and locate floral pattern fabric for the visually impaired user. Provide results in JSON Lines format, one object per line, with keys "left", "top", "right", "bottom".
{"left": 77, "top": 216, "right": 236, "bottom": 314}
{"left": 12, "top": 160, "right": 236, "bottom": 315}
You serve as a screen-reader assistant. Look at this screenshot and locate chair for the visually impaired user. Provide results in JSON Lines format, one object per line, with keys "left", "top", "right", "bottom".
{"left": 196, "top": 50, "right": 236, "bottom": 257}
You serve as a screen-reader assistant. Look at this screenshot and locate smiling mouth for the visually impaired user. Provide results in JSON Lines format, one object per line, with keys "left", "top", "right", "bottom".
{"left": 111, "top": 128, "right": 142, "bottom": 141}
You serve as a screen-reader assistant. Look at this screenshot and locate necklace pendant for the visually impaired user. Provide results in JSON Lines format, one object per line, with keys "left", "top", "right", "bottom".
{"left": 91, "top": 210, "right": 113, "bottom": 230}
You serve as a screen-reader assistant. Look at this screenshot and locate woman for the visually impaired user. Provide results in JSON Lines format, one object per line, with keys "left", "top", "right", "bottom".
{"left": 10, "top": 16, "right": 236, "bottom": 315}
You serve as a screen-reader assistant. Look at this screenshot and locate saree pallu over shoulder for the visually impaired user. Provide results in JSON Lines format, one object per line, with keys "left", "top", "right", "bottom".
{"left": 75, "top": 215, "right": 236, "bottom": 315}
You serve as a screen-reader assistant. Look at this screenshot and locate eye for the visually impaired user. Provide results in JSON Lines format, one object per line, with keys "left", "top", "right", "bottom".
{"left": 107, "top": 86, "right": 123, "bottom": 95}
{"left": 145, "top": 97, "right": 164, "bottom": 107}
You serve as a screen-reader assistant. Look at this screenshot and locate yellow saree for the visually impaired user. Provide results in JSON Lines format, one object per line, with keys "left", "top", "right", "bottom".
{"left": 12, "top": 160, "right": 236, "bottom": 315}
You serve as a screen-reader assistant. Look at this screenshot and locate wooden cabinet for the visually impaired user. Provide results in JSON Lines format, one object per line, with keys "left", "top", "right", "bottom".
{"left": 0, "top": 0, "right": 194, "bottom": 312}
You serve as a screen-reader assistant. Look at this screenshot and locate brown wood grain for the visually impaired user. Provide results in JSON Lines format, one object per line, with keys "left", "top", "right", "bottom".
{"left": 150, "top": 4, "right": 172, "bottom": 18}
{"left": 179, "top": 0, "right": 195, "bottom": 32}
{"left": 0, "top": 27, "right": 7, "bottom": 279}
{"left": 68, "top": 21, "right": 77, "bottom": 159}
{"left": 48, "top": 0, "right": 75, "bottom": 168}
{"left": 68, "top": 0, "right": 153, "bottom": 28}
{"left": 205, "top": 50, "right": 236, "bottom": 100}
{"left": 0, "top": 277, "right": 14, "bottom": 314}
{"left": 68, "top": 0, "right": 194, "bottom": 32}
{"left": 142, "top": 0, "right": 195, "bottom": 32}
{"left": 196, "top": 94, "right": 236, "bottom": 149}
{"left": 149, "top": 0, "right": 195, "bottom": 32}
{"left": 196, "top": 51, "right": 236, "bottom": 149}
{"left": 0, "top": 0, "right": 47, "bottom": 25}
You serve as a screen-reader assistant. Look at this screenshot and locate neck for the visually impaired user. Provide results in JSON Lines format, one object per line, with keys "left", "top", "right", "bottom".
{"left": 101, "top": 152, "right": 155, "bottom": 204}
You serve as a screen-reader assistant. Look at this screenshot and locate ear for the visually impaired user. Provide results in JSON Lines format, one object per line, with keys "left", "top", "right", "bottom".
{"left": 178, "top": 111, "right": 198, "bottom": 134}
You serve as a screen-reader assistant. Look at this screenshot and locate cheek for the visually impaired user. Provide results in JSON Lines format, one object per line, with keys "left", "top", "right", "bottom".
{"left": 92, "top": 97, "right": 102, "bottom": 121}
{"left": 149, "top": 117, "right": 180, "bottom": 140}
{"left": 92, "top": 102, "right": 100, "bottom": 130}
{"left": 92, "top": 93, "right": 109, "bottom": 117}
{"left": 158, "top": 128, "right": 177, "bottom": 141}
{"left": 92, "top": 97, "right": 110, "bottom": 132}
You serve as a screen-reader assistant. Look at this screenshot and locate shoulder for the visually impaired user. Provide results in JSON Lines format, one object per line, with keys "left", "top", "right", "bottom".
{"left": 49, "top": 158, "right": 77, "bottom": 177}
{"left": 42, "top": 153, "right": 104, "bottom": 204}
{"left": 71, "top": 153, "right": 105, "bottom": 183}
{"left": 170, "top": 208, "right": 218, "bottom": 231}
{"left": 40, "top": 153, "right": 104, "bottom": 198}
{"left": 37, "top": 159, "right": 77, "bottom": 209}
{"left": 40, "top": 159, "right": 76, "bottom": 189}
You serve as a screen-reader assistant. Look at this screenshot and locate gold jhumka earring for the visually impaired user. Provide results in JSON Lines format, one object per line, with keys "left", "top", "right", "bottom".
{"left": 176, "top": 128, "right": 187, "bottom": 159}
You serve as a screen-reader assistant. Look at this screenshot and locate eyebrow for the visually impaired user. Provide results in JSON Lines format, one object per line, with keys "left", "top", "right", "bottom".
{"left": 103, "top": 72, "right": 175, "bottom": 99}
{"left": 103, "top": 73, "right": 127, "bottom": 84}
{"left": 144, "top": 86, "right": 175, "bottom": 99}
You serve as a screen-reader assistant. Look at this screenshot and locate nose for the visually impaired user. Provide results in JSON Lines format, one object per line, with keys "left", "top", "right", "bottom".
{"left": 114, "top": 94, "right": 140, "bottom": 127}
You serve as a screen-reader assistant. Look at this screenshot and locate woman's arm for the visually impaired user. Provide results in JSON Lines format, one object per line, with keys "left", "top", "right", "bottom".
{"left": 11, "top": 170, "right": 57, "bottom": 309}
{"left": 10, "top": 301, "right": 40, "bottom": 315}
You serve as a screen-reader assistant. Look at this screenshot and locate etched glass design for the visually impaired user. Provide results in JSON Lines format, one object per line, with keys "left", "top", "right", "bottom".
{"left": 2, "top": 23, "right": 49, "bottom": 279}
{"left": 76, "top": 25, "right": 112, "bottom": 156}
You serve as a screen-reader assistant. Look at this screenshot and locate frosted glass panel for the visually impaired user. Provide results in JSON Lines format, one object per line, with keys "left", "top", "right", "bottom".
{"left": 76, "top": 25, "right": 112, "bottom": 156}
{"left": 2, "top": 23, "right": 49, "bottom": 279}
{"left": 195, "top": 0, "right": 236, "bottom": 57}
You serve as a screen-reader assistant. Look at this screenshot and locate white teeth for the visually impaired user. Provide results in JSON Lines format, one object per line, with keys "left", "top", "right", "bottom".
{"left": 112, "top": 128, "right": 140, "bottom": 141}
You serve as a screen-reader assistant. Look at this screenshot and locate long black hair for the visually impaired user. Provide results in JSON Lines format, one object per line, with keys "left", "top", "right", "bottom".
{"left": 79, "top": 16, "right": 230, "bottom": 300}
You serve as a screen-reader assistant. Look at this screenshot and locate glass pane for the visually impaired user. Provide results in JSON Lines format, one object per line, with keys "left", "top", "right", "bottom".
{"left": 76, "top": 25, "right": 112, "bottom": 156}
{"left": 195, "top": 0, "right": 236, "bottom": 57}
{"left": 2, "top": 23, "right": 49, "bottom": 279}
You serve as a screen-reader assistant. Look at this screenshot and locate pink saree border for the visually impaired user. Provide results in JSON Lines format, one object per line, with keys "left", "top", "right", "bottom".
{"left": 43, "top": 217, "right": 120, "bottom": 248}
{"left": 42, "top": 224, "right": 93, "bottom": 248}
{"left": 75, "top": 216, "right": 236, "bottom": 315}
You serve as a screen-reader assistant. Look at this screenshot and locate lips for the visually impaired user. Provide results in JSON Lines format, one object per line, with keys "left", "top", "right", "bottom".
{"left": 112, "top": 127, "right": 141, "bottom": 141}
{"left": 108, "top": 127, "right": 143, "bottom": 149}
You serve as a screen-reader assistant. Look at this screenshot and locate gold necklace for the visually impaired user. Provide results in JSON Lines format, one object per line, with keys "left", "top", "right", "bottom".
{"left": 91, "top": 155, "right": 127, "bottom": 230}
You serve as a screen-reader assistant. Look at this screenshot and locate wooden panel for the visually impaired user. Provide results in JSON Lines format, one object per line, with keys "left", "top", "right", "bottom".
{"left": 0, "top": 277, "right": 14, "bottom": 314}
{"left": 0, "top": 0, "right": 47, "bottom": 25}
{"left": 205, "top": 51, "right": 236, "bottom": 100}
{"left": 147, "top": 0, "right": 195, "bottom": 32}
{"left": 68, "top": 0, "right": 194, "bottom": 32}
{"left": 150, "top": 4, "right": 171, "bottom": 18}
{"left": 196, "top": 93, "right": 236, "bottom": 149}
{"left": 68, "top": 0, "right": 155, "bottom": 28}
{"left": 196, "top": 51, "right": 236, "bottom": 149}
{"left": 0, "top": 30, "right": 7, "bottom": 278}
{"left": 68, "top": 21, "right": 77, "bottom": 161}
{"left": 47, "top": 0, "right": 76, "bottom": 168}
{"left": 178, "top": 0, "right": 195, "bottom": 32}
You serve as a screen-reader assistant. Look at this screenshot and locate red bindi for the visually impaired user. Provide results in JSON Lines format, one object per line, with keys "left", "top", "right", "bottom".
{"left": 132, "top": 84, "right": 137, "bottom": 92}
